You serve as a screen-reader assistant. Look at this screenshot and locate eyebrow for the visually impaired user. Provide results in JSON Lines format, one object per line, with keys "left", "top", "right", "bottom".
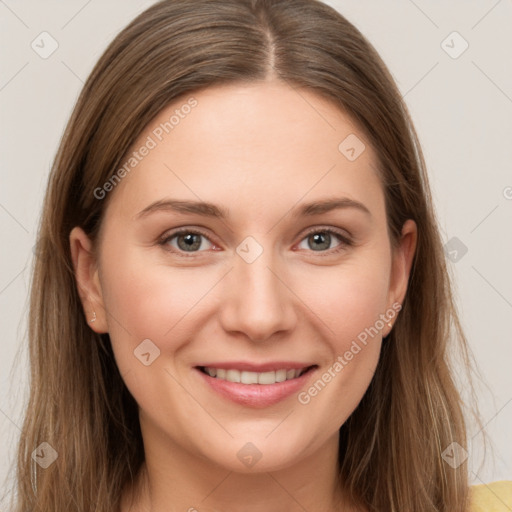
{"left": 134, "top": 197, "right": 371, "bottom": 220}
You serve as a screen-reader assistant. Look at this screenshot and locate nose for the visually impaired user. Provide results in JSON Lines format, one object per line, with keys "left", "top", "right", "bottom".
{"left": 218, "top": 247, "right": 298, "bottom": 343}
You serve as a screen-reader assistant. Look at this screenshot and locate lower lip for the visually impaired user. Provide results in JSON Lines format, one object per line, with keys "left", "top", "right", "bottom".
{"left": 195, "top": 367, "right": 316, "bottom": 408}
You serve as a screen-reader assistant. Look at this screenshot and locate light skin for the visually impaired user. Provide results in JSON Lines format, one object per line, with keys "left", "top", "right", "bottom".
{"left": 70, "top": 80, "right": 416, "bottom": 512}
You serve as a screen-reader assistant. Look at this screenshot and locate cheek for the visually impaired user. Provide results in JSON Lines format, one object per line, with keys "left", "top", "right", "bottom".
{"left": 295, "top": 250, "right": 392, "bottom": 349}
{"left": 98, "top": 249, "right": 219, "bottom": 422}
{"left": 292, "top": 249, "right": 391, "bottom": 423}
{"left": 98, "top": 246, "right": 215, "bottom": 372}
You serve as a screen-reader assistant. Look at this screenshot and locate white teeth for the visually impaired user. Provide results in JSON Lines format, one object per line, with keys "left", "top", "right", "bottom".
{"left": 202, "top": 367, "right": 308, "bottom": 384}
{"left": 241, "top": 371, "right": 259, "bottom": 384}
{"left": 275, "top": 369, "right": 287, "bottom": 382}
{"left": 226, "top": 369, "right": 240, "bottom": 383}
{"left": 258, "top": 371, "right": 276, "bottom": 385}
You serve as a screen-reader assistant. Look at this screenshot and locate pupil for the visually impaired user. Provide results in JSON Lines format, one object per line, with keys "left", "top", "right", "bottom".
{"left": 178, "top": 233, "right": 201, "bottom": 251}
{"left": 310, "top": 232, "right": 330, "bottom": 251}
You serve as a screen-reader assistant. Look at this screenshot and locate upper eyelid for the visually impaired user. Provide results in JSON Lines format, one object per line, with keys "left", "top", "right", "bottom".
{"left": 302, "top": 225, "right": 352, "bottom": 239}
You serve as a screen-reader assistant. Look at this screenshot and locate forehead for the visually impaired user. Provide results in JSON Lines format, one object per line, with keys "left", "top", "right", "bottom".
{"left": 103, "top": 81, "right": 384, "bottom": 226}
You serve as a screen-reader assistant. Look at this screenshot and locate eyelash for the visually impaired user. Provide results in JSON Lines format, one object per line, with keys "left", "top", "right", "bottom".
{"left": 158, "top": 226, "right": 353, "bottom": 258}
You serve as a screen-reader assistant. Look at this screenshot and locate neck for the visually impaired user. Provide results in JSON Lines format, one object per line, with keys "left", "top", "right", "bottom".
{"left": 120, "top": 431, "right": 352, "bottom": 512}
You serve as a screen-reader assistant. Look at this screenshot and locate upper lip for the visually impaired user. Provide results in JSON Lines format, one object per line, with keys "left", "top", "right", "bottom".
{"left": 195, "top": 361, "right": 316, "bottom": 372}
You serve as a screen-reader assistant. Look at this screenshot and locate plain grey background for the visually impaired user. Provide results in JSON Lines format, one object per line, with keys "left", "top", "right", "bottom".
{"left": 1, "top": 0, "right": 511, "bottom": 503}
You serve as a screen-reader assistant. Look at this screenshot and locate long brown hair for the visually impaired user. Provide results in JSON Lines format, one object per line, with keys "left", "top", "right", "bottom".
{"left": 9, "top": 0, "right": 475, "bottom": 510}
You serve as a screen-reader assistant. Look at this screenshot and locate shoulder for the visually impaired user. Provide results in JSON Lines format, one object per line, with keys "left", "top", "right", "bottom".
{"left": 470, "top": 481, "right": 512, "bottom": 512}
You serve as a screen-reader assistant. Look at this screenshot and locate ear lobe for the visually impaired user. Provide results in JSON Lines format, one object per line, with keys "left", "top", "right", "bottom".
{"left": 389, "top": 219, "right": 417, "bottom": 307}
{"left": 69, "top": 226, "right": 108, "bottom": 333}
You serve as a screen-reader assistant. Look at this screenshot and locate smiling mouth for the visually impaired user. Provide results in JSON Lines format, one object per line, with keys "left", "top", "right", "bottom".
{"left": 197, "top": 365, "right": 316, "bottom": 385}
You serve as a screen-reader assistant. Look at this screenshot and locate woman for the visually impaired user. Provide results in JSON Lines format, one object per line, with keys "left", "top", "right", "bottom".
{"left": 9, "top": 0, "right": 511, "bottom": 510}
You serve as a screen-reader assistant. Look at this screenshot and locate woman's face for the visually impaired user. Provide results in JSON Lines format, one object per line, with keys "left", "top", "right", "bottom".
{"left": 71, "top": 81, "right": 415, "bottom": 474}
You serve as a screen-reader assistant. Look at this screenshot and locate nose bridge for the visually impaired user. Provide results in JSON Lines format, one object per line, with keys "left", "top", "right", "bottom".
{"left": 219, "top": 236, "right": 296, "bottom": 342}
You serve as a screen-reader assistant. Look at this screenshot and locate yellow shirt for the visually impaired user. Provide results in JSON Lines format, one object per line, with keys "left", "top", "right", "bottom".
{"left": 471, "top": 481, "right": 512, "bottom": 511}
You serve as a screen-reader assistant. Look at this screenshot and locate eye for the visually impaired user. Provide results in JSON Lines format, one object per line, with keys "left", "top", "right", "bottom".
{"left": 159, "top": 229, "right": 214, "bottom": 255}
{"left": 158, "top": 226, "right": 352, "bottom": 257}
{"left": 296, "top": 227, "right": 352, "bottom": 254}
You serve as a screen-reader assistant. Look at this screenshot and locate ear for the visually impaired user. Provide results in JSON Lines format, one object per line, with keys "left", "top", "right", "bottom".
{"left": 69, "top": 226, "right": 108, "bottom": 333}
{"left": 387, "top": 219, "right": 417, "bottom": 315}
